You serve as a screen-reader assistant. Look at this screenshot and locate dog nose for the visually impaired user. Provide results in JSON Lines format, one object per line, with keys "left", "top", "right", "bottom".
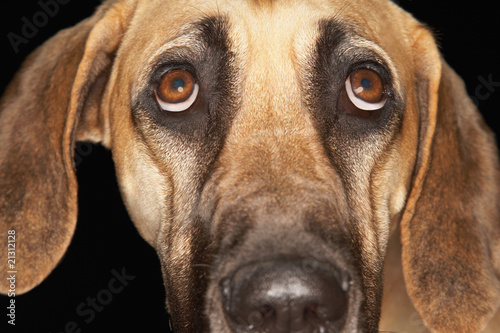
{"left": 222, "top": 259, "right": 349, "bottom": 332}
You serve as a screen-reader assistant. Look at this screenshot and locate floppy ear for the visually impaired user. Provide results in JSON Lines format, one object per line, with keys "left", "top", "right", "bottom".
{"left": 400, "top": 25, "right": 500, "bottom": 332}
{"left": 0, "top": 0, "right": 136, "bottom": 294}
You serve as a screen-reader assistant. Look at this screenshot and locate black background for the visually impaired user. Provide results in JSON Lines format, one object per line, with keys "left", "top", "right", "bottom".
{"left": 1, "top": 1, "right": 499, "bottom": 332}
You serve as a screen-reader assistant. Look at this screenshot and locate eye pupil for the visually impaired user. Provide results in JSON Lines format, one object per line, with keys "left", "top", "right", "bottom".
{"left": 173, "top": 79, "right": 185, "bottom": 91}
{"left": 361, "top": 78, "right": 371, "bottom": 88}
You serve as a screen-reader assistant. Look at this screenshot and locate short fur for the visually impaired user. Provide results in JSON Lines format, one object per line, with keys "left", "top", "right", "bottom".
{"left": 1, "top": 0, "right": 499, "bottom": 332}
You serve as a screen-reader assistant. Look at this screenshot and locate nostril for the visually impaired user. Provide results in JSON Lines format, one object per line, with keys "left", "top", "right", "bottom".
{"left": 259, "top": 303, "right": 274, "bottom": 318}
{"left": 304, "top": 304, "right": 324, "bottom": 320}
{"left": 247, "top": 304, "right": 274, "bottom": 329}
{"left": 222, "top": 259, "right": 349, "bottom": 332}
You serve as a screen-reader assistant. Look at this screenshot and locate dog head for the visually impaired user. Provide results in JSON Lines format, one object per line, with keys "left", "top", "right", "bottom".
{"left": 1, "top": 0, "right": 499, "bottom": 332}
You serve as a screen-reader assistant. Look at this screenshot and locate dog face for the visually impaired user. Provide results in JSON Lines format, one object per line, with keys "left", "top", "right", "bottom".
{"left": 110, "top": 1, "right": 414, "bottom": 331}
{"left": 1, "top": 0, "right": 499, "bottom": 332}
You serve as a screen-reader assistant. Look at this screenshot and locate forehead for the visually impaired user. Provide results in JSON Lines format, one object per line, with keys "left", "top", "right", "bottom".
{"left": 135, "top": 0, "right": 396, "bottom": 30}
{"left": 123, "top": 0, "right": 409, "bottom": 72}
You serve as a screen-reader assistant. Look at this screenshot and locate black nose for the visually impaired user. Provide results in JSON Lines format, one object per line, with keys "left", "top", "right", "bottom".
{"left": 222, "top": 259, "right": 349, "bottom": 333}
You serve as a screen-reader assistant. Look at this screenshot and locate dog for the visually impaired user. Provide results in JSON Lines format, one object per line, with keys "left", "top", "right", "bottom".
{"left": 1, "top": 0, "right": 499, "bottom": 332}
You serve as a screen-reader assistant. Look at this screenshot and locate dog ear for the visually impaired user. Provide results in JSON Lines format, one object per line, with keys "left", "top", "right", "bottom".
{"left": 0, "top": 0, "right": 136, "bottom": 294}
{"left": 400, "top": 24, "right": 500, "bottom": 332}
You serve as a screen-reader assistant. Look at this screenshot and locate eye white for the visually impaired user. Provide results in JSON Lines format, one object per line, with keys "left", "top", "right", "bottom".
{"left": 345, "top": 77, "right": 386, "bottom": 111}
{"left": 155, "top": 83, "right": 199, "bottom": 112}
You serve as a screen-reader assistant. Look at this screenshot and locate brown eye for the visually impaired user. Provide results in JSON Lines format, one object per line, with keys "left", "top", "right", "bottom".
{"left": 155, "top": 69, "right": 199, "bottom": 112}
{"left": 345, "top": 69, "right": 386, "bottom": 111}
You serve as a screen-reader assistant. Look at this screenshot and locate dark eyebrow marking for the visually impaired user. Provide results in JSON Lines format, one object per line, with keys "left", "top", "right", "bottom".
{"left": 314, "top": 19, "right": 388, "bottom": 72}
{"left": 314, "top": 19, "right": 352, "bottom": 68}
{"left": 144, "top": 15, "right": 233, "bottom": 77}
{"left": 318, "top": 19, "right": 351, "bottom": 45}
{"left": 197, "top": 16, "right": 232, "bottom": 53}
{"left": 194, "top": 16, "right": 235, "bottom": 80}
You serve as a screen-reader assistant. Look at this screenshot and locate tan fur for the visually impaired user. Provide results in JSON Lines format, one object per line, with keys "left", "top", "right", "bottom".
{"left": 1, "top": 0, "right": 499, "bottom": 332}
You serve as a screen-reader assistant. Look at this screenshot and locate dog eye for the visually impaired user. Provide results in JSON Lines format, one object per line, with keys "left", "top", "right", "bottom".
{"left": 155, "top": 69, "right": 199, "bottom": 112}
{"left": 345, "top": 69, "right": 386, "bottom": 111}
